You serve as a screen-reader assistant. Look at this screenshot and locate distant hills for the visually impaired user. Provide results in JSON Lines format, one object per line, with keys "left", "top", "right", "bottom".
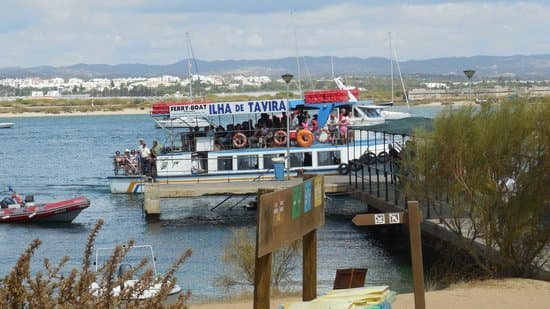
{"left": 1, "top": 54, "right": 549, "bottom": 79}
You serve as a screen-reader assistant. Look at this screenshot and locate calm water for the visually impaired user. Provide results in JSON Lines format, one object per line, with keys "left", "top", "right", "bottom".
{"left": 0, "top": 105, "right": 440, "bottom": 301}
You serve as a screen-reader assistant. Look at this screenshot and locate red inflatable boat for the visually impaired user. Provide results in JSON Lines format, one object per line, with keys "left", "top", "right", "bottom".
{"left": 0, "top": 196, "right": 90, "bottom": 223}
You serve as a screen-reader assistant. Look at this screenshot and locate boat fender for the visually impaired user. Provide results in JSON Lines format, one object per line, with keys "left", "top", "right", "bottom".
{"left": 272, "top": 130, "right": 288, "bottom": 146}
{"left": 338, "top": 163, "right": 350, "bottom": 175}
{"left": 316, "top": 128, "right": 331, "bottom": 143}
{"left": 296, "top": 129, "right": 314, "bottom": 147}
{"left": 377, "top": 151, "right": 389, "bottom": 163}
{"left": 360, "top": 152, "right": 377, "bottom": 165}
{"left": 350, "top": 159, "right": 363, "bottom": 172}
{"left": 232, "top": 132, "right": 248, "bottom": 148}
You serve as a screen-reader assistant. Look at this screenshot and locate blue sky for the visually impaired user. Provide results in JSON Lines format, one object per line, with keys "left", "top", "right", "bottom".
{"left": 0, "top": 0, "right": 549, "bottom": 67}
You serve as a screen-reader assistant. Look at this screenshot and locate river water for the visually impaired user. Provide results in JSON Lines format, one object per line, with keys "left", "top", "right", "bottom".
{"left": 0, "top": 105, "right": 441, "bottom": 302}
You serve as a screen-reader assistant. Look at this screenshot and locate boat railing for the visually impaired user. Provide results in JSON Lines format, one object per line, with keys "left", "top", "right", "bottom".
{"left": 161, "top": 124, "right": 364, "bottom": 155}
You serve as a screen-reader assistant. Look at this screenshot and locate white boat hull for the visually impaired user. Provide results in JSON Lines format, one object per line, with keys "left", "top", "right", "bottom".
{"left": 0, "top": 122, "right": 14, "bottom": 128}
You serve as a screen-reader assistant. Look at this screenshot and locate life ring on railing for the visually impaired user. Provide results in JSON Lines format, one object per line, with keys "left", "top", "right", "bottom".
{"left": 316, "top": 128, "right": 331, "bottom": 143}
{"left": 350, "top": 159, "right": 363, "bottom": 172}
{"left": 232, "top": 132, "right": 247, "bottom": 148}
{"left": 296, "top": 129, "right": 314, "bottom": 147}
{"left": 273, "top": 130, "right": 288, "bottom": 146}
{"left": 377, "top": 151, "right": 389, "bottom": 163}
{"left": 338, "top": 163, "right": 349, "bottom": 175}
{"left": 360, "top": 152, "right": 377, "bottom": 165}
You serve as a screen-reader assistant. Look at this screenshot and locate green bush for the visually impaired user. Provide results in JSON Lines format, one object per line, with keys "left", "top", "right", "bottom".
{"left": 402, "top": 101, "right": 550, "bottom": 277}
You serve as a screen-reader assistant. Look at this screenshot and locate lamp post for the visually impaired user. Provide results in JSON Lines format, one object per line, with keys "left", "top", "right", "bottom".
{"left": 281, "top": 73, "right": 293, "bottom": 180}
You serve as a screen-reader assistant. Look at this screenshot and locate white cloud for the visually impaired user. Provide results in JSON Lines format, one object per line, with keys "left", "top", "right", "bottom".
{"left": 0, "top": 1, "right": 548, "bottom": 67}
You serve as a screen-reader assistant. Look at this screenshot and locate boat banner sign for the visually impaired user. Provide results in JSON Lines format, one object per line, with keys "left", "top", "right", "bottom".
{"left": 169, "top": 99, "right": 288, "bottom": 118}
{"left": 257, "top": 175, "right": 325, "bottom": 257}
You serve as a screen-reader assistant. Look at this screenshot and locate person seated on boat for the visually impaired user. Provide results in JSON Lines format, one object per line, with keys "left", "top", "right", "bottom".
{"left": 125, "top": 149, "right": 139, "bottom": 175}
{"left": 290, "top": 112, "right": 300, "bottom": 130}
{"left": 113, "top": 150, "right": 127, "bottom": 175}
{"left": 10, "top": 190, "right": 22, "bottom": 205}
{"left": 272, "top": 116, "right": 281, "bottom": 130}
{"left": 191, "top": 153, "right": 206, "bottom": 174}
{"left": 280, "top": 112, "right": 288, "bottom": 129}
{"left": 310, "top": 114, "right": 319, "bottom": 133}
{"left": 327, "top": 112, "right": 339, "bottom": 144}
{"left": 339, "top": 110, "right": 352, "bottom": 144}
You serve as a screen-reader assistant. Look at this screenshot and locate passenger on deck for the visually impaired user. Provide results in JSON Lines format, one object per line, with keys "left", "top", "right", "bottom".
{"left": 139, "top": 142, "right": 152, "bottom": 175}
{"left": 191, "top": 153, "right": 206, "bottom": 174}
{"left": 327, "top": 112, "right": 339, "bottom": 144}
{"left": 113, "top": 150, "right": 127, "bottom": 175}
{"left": 10, "top": 190, "right": 22, "bottom": 205}
{"left": 127, "top": 149, "right": 139, "bottom": 175}
{"left": 339, "top": 110, "right": 351, "bottom": 144}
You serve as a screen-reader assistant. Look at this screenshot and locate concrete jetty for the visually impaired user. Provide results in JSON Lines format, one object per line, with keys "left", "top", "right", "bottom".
{"left": 143, "top": 175, "right": 352, "bottom": 218}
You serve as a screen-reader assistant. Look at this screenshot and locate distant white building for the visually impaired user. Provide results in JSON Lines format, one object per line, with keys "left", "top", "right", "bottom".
{"left": 423, "top": 82, "right": 449, "bottom": 89}
{"left": 31, "top": 91, "right": 44, "bottom": 97}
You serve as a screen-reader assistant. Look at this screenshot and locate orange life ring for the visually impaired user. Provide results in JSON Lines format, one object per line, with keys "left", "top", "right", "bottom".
{"left": 296, "top": 129, "right": 314, "bottom": 147}
{"left": 232, "top": 132, "right": 247, "bottom": 148}
{"left": 273, "top": 130, "right": 287, "bottom": 146}
{"left": 316, "top": 128, "right": 331, "bottom": 143}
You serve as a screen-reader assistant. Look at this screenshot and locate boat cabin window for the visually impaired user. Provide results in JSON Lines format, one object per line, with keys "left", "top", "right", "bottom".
{"left": 217, "top": 156, "right": 233, "bottom": 171}
{"left": 238, "top": 155, "right": 258, "bottom": 170}
{"left": 290, "top": 152, "right": 312, "bottom": 168}
{"left": 263, "top": 153, "right": 284, "bottom": 170}
{"left": 318, "top": 151, "right": 341, "bottom": 166}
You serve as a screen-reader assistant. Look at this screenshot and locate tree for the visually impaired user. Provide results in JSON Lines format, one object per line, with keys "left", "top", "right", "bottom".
{"left": 401, "top": 101, "right": 550, "bottom": 277}
{"left": 215, "top": 227, "right": 300, "bottom": 292}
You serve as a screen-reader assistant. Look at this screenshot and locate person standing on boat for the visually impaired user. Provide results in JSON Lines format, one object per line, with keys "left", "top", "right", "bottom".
{"left": 327, "top": 112, "right": 339, "bottom": 144}
{"left": 140, "top": 142, "right": 152, "bottom": 175}
{"left": 339, "top": 110, "right": 351, "bottom": 144}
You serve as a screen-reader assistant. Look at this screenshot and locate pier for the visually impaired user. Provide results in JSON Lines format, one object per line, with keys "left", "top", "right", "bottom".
{"left": 142, "top": 175, "right": 352, "bottom": 218}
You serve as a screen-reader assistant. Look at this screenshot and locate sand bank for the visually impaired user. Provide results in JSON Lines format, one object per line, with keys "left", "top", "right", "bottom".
{"left": 189, "top": 278, "right": 550, "bottom": 309}
{"left": 0, "top": 107, "right": 149, "bottom": 118}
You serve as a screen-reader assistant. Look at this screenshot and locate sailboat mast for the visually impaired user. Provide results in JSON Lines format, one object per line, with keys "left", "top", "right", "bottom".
{"left": 186, "top": 32, "right": 193, "bottom": 100}
{"left": 291, "top": 11, "right": 302, "bottom": 93}
{"left": 331, "top": 56, "right": 335, "bottom": 78}
{"left": 389, "top": 32, "right": 394, "bottom": 104}
{"left": 392, "top": 42, "right": 410, "bottom": 112}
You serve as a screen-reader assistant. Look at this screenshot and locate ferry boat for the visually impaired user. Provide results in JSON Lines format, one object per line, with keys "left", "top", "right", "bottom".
{"left": 108, "top": 88, "right": 391, "bottom": 194}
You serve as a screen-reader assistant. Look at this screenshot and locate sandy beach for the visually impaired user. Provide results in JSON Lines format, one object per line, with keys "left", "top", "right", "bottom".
{"left": 189, "top": 278, "right": 550, "bottom": 309}
{"left": 0, "top": 107, "right": 149, "bottom": 118}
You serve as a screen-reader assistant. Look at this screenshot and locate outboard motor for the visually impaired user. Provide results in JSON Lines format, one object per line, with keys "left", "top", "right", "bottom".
{"left": 1, "top": 197, "right": 15, "bottom": 209}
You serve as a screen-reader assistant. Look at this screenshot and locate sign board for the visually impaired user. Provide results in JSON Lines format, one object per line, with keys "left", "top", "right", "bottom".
{"left": 169, "top": 99, "right": 288, "bottom": 118}
{"left": 352, "top": 212, "right": 410, "bottom": 226}
{"left": 257, "top": 175, "right": 324, "bottom": 257}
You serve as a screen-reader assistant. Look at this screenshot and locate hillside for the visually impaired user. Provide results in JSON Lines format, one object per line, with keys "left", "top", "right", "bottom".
{"left": 1, "top": 54, "right": 549, "bottom": 79}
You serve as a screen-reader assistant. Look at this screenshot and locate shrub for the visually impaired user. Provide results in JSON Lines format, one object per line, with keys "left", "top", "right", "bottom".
{"left": 401, "top": 101, "right": 550, "bottom": 277}
{"left": 216, "top": 227, "right": 300, "bottom": 292}
{"left": 0, "top": 219, "right": 192, "bottom": 308}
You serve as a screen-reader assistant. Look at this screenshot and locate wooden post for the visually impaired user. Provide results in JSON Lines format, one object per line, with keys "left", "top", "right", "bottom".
{"left": 407, "top": 201, "right": 426, "bottom": 309}
{"left": 254, "top": 188, "right": 275, "bottom": 309}
{"left": 254, "top": 252, "right": 272, "bottom": 309}
{"left": 302, "top": 229, "right": 317, "bottom": 301}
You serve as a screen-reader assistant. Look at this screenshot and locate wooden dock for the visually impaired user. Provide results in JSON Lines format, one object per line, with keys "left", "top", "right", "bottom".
{"left": 143, "top": 175, "right": 352, "bottom": 218}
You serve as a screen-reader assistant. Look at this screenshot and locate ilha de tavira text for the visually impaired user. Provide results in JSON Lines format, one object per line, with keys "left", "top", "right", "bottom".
{"left": 169, "top": 99, "right": 288, "bottom": 117}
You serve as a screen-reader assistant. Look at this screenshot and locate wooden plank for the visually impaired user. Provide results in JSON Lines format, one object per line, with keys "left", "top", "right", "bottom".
{"left": 302, "top": 230, "right": 317, "bottom": 301}
{"left": 253, "top": 252, "right": 272, "bottom": 309}
{"left": 352, "top": 212, "right": 407, "bottom": 226}
{"left": 408, "top": 201, "right": 426, "bottom": 309}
